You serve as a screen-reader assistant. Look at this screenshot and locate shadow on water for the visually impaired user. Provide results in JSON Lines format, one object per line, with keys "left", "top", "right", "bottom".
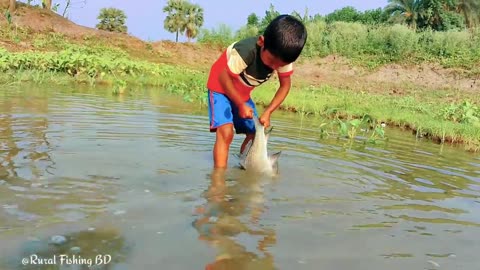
{"left": 192, "top": 169, "right": 278, "bottom": 270}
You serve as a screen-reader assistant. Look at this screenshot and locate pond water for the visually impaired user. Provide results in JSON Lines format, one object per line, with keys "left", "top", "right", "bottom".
{"left": 0, "top": 84, "right": 479, "bottom": 270}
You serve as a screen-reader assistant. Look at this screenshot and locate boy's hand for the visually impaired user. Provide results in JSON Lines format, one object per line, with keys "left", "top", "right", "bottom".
{"left": 259, "top": 112, "right": 271, "bottom": 127}
{"left": 238, "top": 104, "right": 254, "bottom": 119}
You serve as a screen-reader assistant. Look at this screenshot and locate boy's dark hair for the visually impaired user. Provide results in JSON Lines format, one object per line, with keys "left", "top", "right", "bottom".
{"left": 263, "top": 14, "right": 307, "bottom": 63}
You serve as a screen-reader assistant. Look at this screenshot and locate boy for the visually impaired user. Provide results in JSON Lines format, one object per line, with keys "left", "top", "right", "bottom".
{"left": 206, "top": 14, "right": 307, "bottom": 169}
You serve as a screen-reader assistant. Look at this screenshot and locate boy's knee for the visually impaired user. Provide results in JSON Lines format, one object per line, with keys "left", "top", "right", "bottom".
{"left": 216, "top": 125, "right": 234, "bottom": 145}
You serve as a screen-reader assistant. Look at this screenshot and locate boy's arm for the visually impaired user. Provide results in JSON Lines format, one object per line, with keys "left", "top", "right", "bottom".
{"left": 259, "top": 75, "right": 291, "bottom": 127}
{"left": 219, "top": 68, "right": 245, "bottom": 108}
{"left": 219, "top": 68, "right": 253, "bottom": 118}
{"left": 264, "top": 75, "right": 291, "bottom": 115}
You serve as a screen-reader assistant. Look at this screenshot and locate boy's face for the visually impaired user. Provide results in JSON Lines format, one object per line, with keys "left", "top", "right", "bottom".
{"left": 257, "top": 36, "right": 289, "bottom": 70}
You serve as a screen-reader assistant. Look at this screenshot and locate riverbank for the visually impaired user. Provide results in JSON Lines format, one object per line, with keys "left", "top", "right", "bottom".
{"left": 2, "top": 58, "right": 479, "bottom": 152}
{"left": 0, "top": 6, "right": 479, "bottom": 152}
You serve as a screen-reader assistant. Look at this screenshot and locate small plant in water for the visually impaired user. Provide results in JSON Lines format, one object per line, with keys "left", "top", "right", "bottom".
{"left": 112, "top": 79, "right": 127, "bottom": 95}
{"left": 320, "top": 113, "right": 386, "bottom": 145}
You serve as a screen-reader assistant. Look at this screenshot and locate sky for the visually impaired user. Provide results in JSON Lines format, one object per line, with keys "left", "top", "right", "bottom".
{"left": 39, "top": 0, "right": 389, "bottom": 42}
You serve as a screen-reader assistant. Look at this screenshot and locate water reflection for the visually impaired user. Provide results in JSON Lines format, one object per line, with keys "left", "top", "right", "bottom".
{"left": 0, "top": 95, "right": 55, "bottom": 180}
{"left": 193, "top": 169, "right": 277, "bottom": 270}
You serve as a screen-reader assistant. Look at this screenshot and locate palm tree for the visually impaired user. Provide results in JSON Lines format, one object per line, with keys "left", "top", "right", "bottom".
{"left": 96, "top": 8, "right": 128, "bottom": 33}
{"left": 184, "top": 3, "right": 204, "bottom": 42}
{"left": 163, "top": 0, "right": 188, "bottom": 42}
{"left": 456, "top": 0, "right": 480, "bottom": 28}
{"left": 385, "top": 0, "right": 424, "bottom": 30}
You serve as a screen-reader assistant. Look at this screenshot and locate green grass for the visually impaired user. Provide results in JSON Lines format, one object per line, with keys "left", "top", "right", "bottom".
{"left": 250, "top": 83, "right": 480, "bottom": 151}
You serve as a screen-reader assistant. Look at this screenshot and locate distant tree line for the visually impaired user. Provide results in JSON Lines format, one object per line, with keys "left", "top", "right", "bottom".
{"left": 6, "top": 0, "right": 479, "bottom": 39}
{"left": 239, "top": 0, "right": 480, "bottom": 34}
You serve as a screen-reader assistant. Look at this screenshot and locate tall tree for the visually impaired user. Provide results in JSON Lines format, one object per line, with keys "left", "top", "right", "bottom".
{"left": 384, "top": 0, "right": 424, "bottom": 30}
{"left": 184, "top": 3, "right": 204, "bottom": 42}
{"left": 247, "top": 13, "right": 259, "bottom": 27}
{"left": 163, "top": 0, "right": 204, "bottom": 42}
{"left": 456, "top": 0, "right": 480, "bottom": 27}
{"left": 258, "top": 4, "right": 280, "bottom": 33}
{"left": 163, "top": 0, "right": 188, "bottom": 42}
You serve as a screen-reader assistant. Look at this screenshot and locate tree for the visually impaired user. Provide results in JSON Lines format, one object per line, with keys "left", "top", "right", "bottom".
{"left": 291, "top": 7, "right": 310, "bottom": 23}
{"left": 456, "top": 0, "right": 480, "bottom": 28}
{"left": 96, "top": 8, "right": 128, "bottom": 33}
{"left": 384, "top": 0, "right": 424, "bottom": 30}
{"left": 247, "top": 13, "right": 259, "bottom": 27}
{"left": 163, "top": 0, "right": 188, "bottom": 42}
{"left": 163, "top": 0, "right": 204, "bottom": 42}
{"left": 184, "top": 3, "right": 204, "bottom": 42}
{"left": 325, "top": 6, "right": 361, "bottom": 23}
{"left": 258, "top": 4, "right": 280, "bottom": 34}
{"left": 360, "top": 8, "right": 390, "bottom": 25}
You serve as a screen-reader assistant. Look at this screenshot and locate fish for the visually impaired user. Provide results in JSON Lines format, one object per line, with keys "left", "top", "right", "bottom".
{"left": 239, "top": 115, "right": 282, "bottom": 177}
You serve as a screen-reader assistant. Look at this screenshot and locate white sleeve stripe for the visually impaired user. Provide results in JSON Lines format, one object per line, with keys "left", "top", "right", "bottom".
{"left": 226, "top": 48, "right": 248, "bottom": 75}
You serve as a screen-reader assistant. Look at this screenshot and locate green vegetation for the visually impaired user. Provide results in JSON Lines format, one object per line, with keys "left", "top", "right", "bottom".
{"left": 250, "top": 84, "right": 480, "bottom": 151}
{"left": 198, "top": 2, "right": 480, "bottom": 70}
{"left": 199, "top": 20, "right": 480, "bottom": 70}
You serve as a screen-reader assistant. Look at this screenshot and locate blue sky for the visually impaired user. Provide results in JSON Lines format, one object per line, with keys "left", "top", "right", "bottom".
{"left": 42, "top": 0, "right": 389, "bottom": 42}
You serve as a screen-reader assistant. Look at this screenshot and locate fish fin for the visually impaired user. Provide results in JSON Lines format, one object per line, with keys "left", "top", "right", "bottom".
{"left": 269, "top": 151, "right": 282, "bottom": 166}
{"left": 239, "top": 139, "right": 253, "bottom": 169}
{"left": 265, "top": 126, "right": 273, "bottom": 142}
{"left": 241, "top": 139, "right": 253, "bottom": 158}
{"left": 239, "top": 160, "right": 246, "bottom": 170}
{"left": 270, "top": 151, "right": 282, "bottom": 175}
{"left": 265, "top": 126, "right": 273, "bottom": 135}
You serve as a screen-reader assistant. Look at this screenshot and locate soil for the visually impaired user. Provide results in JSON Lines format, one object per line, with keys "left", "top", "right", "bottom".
{"left": 1, "top": 1, "right": 479, "bottom": 98}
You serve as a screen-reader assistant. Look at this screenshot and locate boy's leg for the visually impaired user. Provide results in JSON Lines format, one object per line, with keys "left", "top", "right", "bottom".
{"left": 232, "top": 98, "right": 258, "bottom": 154}
{"left": 241, "top": 134, "right": 255, "bottom": 154}
{"left": 213, "top": 125, "right": 234, "bottom": 168}
{"left": 208, "top": 90, "right": 235, "bottom": 168}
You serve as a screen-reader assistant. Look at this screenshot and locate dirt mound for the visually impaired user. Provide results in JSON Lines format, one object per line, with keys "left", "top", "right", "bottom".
{"left": 294, "top": 55, "right": 480, "bottom": 97}
{"left": 0, "top": 2, "right": 222, "bottom": 69}
{"left": 152, "top": 41, "right": 224, "bottom": 69}
{"left": 2, "top": 2, "right": 93, "bottom": 35}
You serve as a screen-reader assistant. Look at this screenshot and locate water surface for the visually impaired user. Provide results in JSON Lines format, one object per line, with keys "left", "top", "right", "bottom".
{"left": 0, "top": 85, "right": 479, "bottom": 270}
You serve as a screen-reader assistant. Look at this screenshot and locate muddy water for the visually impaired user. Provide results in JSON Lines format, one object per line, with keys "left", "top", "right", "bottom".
{"left": 0, "top": 85, "right": 479, "bottom": 270}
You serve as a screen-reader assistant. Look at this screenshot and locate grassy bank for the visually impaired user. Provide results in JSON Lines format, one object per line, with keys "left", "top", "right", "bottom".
{"left": 199, "top": 21, "right": 480, "bottom": 72}
{"left": 252, "top": 84, "right": 480, "bottom": 151}
{"left": 0, "top": 27, "right": 479, "bottom": 152}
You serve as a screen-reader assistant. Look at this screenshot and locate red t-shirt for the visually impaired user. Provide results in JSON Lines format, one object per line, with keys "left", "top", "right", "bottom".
{"left": 206, "top": 37, "right": 293, "bottom": 102}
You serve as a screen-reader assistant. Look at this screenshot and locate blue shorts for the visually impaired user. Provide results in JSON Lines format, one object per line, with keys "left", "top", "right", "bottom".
{"left": 207, "top": 89, "right": 258, "bottom": 134}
